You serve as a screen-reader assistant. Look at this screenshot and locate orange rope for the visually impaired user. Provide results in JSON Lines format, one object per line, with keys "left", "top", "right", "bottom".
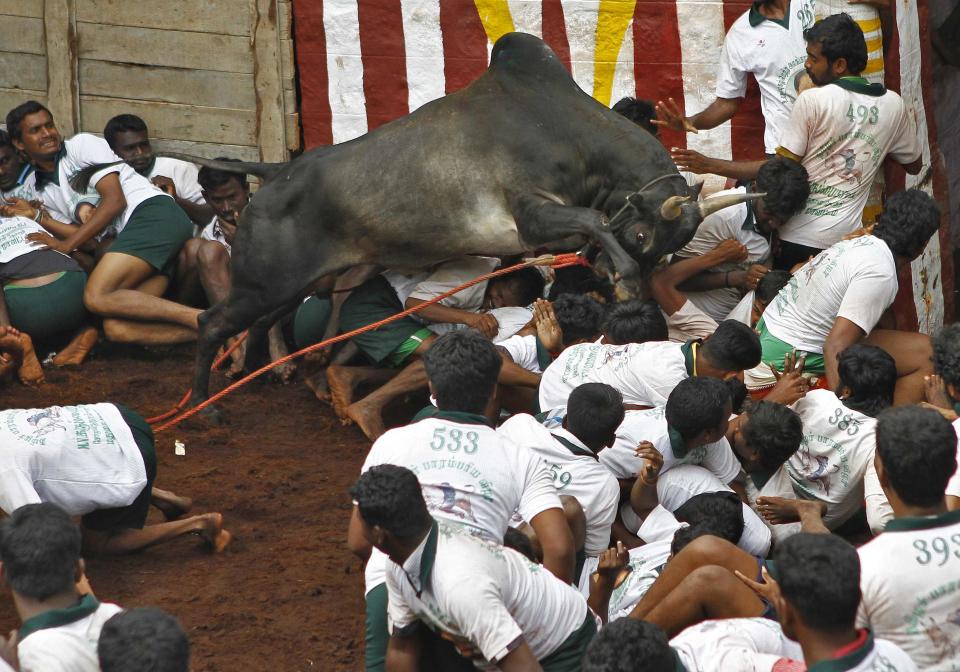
{"left": 151, "top": 252, "right": 588, "bottom": 432}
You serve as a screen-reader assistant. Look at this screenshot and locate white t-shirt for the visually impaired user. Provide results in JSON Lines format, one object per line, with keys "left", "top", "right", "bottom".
{"left": 786, "top": 390, "right": 892, "bottom": 533}
{"left": 200, "top": 216, "right": 231, "bottom": 255}
{"left": 716, "top": 0, "right": 816, "bottom": 153}
{"left": 498, "top": 414, "right": 619, "bottom": 556}
{"left": 386, "top": 522, "right": 588, "bottom": 666}
{"left": 948, "top": 419, "right": 960, "bottom": 501}
{"left": 0, "top": 403, "right": 148, "bottom": 516}
{"left": 35, "top": 134, "right": 168, "bottom": 234}
{"left": 605, "top": 537, "right": 674, "bottom": 621}
{"left": 671, "top": 618, "right": 801, "bottom": 672}
{"left": 0, "top": 164, "right": 39, "bottom": 202}
{"left": 499, "top": 334, "right": 548, "bottom": 374}
{"left": 17, "top": 596, "right": 123, "bottom": 672}
{"left": 778, "top": 83, "right": 921, "bottom": 248}
{"left": 762, "top": 236, "right": 898, "bottom": 354}
{"left": 539, "top": 341, "right": 689, "bottom": 411}
{"left": 146, "top": 157, "right": 204, "bottom": 205}
{"left": 0, "top": 215, "right": 62, "bottom": 263}
{"left": 857, "top": 509, "right": 960, "bottom": 672}
{"left": 601, "top": 406, "right": 740, "bottom": 485}
{"left": 360, "top": 413, "right": 560, "bottom": 594}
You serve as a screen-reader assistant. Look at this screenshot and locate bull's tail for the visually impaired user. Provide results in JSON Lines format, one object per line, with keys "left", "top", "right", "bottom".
{"left": 68, "top": 153, "right": 286, "bottom": 193}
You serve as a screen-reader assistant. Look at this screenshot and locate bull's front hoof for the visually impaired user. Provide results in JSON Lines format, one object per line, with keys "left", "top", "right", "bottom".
{"left": 188, "top": 403, "right": 224, "bottom": 426}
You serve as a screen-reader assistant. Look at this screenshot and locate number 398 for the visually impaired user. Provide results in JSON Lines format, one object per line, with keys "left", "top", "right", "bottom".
{"left": 913, "top": 534, "right": 960, "bottom": 566}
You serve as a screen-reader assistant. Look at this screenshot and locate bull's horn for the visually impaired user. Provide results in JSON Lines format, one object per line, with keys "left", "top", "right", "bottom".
{"left": 698, "top": 192, "right": 767, "bottom": 219}
{"left": 660, "top": 195, "right": 690, "bottom": 221}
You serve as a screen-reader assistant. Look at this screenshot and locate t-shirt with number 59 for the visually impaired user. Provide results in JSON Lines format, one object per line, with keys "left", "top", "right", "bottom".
{"left": 777, "top": 79, "right": 921, "bottom": 249}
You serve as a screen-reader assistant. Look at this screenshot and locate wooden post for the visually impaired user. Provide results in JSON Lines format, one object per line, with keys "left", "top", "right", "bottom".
{"left": 253, "top": 0, "right": 287, "bottom": 162}
{"left": 44, "top": 0, "right": 79, "bottom": 136}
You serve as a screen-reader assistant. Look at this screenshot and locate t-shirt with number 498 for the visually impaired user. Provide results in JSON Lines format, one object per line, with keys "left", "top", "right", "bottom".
{"left": 777, "top": 80, "right": 920, "bottom": 249}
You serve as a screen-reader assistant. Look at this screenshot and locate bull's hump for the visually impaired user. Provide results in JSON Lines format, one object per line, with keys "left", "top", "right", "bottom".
{"left": 489, "top": 33, "right": 572, "bottom": 87}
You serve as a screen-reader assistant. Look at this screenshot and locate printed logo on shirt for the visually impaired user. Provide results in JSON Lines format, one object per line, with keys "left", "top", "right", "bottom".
{"left": 423, "top": 483, "right": 480, "bottom": 525}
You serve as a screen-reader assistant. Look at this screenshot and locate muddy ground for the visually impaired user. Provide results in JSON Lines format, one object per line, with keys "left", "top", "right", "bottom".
{"left": 1, "top": 343, "right": 375, "bottom": 671}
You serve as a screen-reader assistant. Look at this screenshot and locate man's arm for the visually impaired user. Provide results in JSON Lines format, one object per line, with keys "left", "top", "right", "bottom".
{"left": 898, "top": 156, "right": 923, "bottom": 175}
{"left": 671, "top": 149, "right": 767, "bottom": 182}
{"left": 385, "top": 633, "right": 421, "bottom": 672}
{"left": 152, "top": 176, "right": 214, "bottom": 225}
{"left": 823, "top": 317, "right": 866, "bottom": 391}
{"left": 650, "top": 239, "right": 748, "bottom": 314}
{"left": 653, "top": 97, "right": 741, "bottom": 134}
{"left": 26, "top": 173, "right": 126, "bottom": 254}
{"left": 498, "top": 641, "right": 543, "bottom": 672}
{"left": 404, "top": 298, "right": 499, "bottom": 339}
{"left": 528, "top": 508, "right": 575, "bottom": 583}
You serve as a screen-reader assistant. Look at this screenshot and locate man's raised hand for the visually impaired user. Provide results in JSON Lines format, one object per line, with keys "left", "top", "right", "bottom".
{"left": 765, "top": 350, "right": 809, "bottom": 405}
{"left": 533, "top": 299, "right": 562, "bottom": 353}
{"left": 670, "top": 148, "right": 717, "bottom": 175}
{"left": 151, "top": 175, "right": 178, "bottom": 198}
{"left": 633, "top": 440, "right": 664, "bottom": 484}
{"left": 595, "top": 541, "right": 631, "bottom": 581}
{"left": 653, "top": 98, "right": 698, "bottom": 134}
{"left": 468, "top": 312, "right": 500, "bottom": 339}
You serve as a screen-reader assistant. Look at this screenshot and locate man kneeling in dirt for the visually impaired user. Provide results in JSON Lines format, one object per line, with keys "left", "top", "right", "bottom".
{"left": 0, "top": 401, "right": 230, "bottom": 555}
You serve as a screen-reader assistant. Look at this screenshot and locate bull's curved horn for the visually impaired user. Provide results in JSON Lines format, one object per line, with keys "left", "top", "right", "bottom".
{"left": 698, "top": 192, "right": 767, "bottom": 219}
{"left": 660, "top": 195, "right": 690, "bottom": 221}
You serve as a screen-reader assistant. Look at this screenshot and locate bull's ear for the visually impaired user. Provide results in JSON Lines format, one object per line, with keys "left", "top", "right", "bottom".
{"left": 626, "top": 192, "right": 645, "bottom": 209}
{"left": 689, "top": 181, "right": 704, "bottom": 201}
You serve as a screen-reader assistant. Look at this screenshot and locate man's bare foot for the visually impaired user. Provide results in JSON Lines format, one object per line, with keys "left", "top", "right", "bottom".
{"left": 51, "top": 326, "right": 99, "bottom": 367}
{"left": 756, "top": 496, "right": 827, "bottom": 525}
{"left": 304, "top": 370, "right": 331, "bottom": 402}
{"left": 924, "top": 374, "right": 954, "bottom": 410}
{"left": 195, "top": 513, "right": 232, "bottom": 553}
{"left": 221, "top": 337, "right": 246, "bottom": 378}
{"left": 15, "top": 332, "right": 44, "bottom": 386}
{"left": 151, "top": 488, "right": 193, "bottom": 521}
{"left": 327, "top": 365, "right": 360, "bottom": 420}
{"left": 345, "top": 400, "right": 387, "bottom": 441}
{"left": 268, "top": 327, "right": 296, "bottom": 384}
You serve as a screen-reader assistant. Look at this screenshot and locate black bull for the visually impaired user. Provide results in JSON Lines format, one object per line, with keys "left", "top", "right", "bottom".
{"left": 157, "top": 32, "right": 759, "bottom": 406}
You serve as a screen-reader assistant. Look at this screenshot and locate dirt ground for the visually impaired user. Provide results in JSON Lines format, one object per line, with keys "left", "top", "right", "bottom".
{"left": 1, "top": 343, "right": 373, "bottom": 671}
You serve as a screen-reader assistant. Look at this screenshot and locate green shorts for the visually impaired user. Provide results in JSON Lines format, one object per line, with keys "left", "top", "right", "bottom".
{"left": 339, "top": 275, "right": 432, "bottom": 366}
{"left": 540, "top": 612, "right": 597, "bottom": 671}
{"left": 364, "top": 583, "right": 388, "bottom": 672}
{"left": 757, "top": 318, "right": 826, "bottom": 375}
{"left": 3, "top": 270, "right": 88, "bottom": 340}
{"left": 293, "top": 296, "right": 333, "bottom": 350}
{"left": 81, "top": 404, "right": 157, "bottom": 532}
{"left": 109, "top": 195, "right": 193, "bottom": 272}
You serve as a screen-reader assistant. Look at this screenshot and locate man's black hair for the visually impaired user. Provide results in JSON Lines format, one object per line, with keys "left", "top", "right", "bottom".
{"left": 5, "top": 100, "right": 52, "bottom": 142}
{"left": 602, "top": 299, "right": 668, "bottom": 345}
{"left": 98, "top": 608, "right": 190, "bottom": 672}
{"left": 548, "top": 265, "right": 614, "bottom": 303}
{"left": 552, "top": 294, "right": 605, "bottom": 344}
{"left": 0, "top": 128, "right": 12, "bottom": 151}
{"left": 582, "top": 618, "right": 675, "bottom": 672}
{"left": 803, "top": 13, "right": 868, "bottom": 75}
{"left": 773, "top": 533, "right": 861, "bottom": 630}
{"left": 725, "top": 377, "right": 748, "bottom": 414}
{"left": 0, "top": 503, "right": 81, "bottom": 601}
{"left": 611, "top": 97, "right": 659, "bottom": 137}
{"left": 103, "top": 114, "right": 148, "bottom": 150}
{"left": 872, "top": 189, "right": 941, "bottom": 259}
{"left": 503, "top": 528, "right": 539, "bottom": 563}
{"left": 756, "top": 156, "right": 810, "bottom": 221}
{"left": 876, "top": 406, "right": 957, "bottom": 507}
{"left": 674, "top": 492, "right": 744, "bottom": 545}
{"left": 836, "top": 344, "right": 896, "bottom": 418}
{"left": 350, "top": 465, "right": 433, "bottom": 541}
{"left": 665, "top": 376, "right": 731, "bottom": 443}
{"left": 197, "top": 157, "right": 247, "bottom": 192}
{"left": 932, "top": 322, "right": 960, "bottom": 389}
{"left": 701, "top": 320, "right": 762, "bottom": 372}
{"left": 742, "top": 401, "right": 803, "bottom": 471}
{"left": 566, "top": 383, "right": 625, "bottom": 449}
{"left": 755, "top": 270, "right": 792, "bottom": 304}
{"left": 423, "top": 330, "right": 502, "bottom": 414}
{"left": 489, "top": 267, "right": 544, "bottom": 307}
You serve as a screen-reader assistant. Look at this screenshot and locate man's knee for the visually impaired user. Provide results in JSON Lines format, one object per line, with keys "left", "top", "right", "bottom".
{"left": 684, "top": 564, "right": 737, "bottom": 595}
{"left": 83, "top": 282, "right": 110, "bottom": 316}
{"left": 677, "top": 534, "right": 740, "bottom": 568}
{"left": 196, "top": 241, "right": 229, "bottom": 271}
{"left": 179, "top": 238, "right": 203, "bottom": 268}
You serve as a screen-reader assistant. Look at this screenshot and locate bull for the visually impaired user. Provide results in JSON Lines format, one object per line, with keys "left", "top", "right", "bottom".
{"left": 89, "top": 33, "right": 759, "bottom": 407}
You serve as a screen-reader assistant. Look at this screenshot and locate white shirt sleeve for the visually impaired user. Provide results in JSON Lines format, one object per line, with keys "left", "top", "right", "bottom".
{"left": 0, "top": 469, "right": 43, "bottom": 514}
{"left": 498, "top": 335, "right": 540, "bottom": 373}
{"left": 701, "top": 439, "right": 741, "bottom": 485}
{"left": 777, "top": 90, "right": 816, "bottom": 158}
{"left": 385, "top": 567, "right": 420, "bottom": 634}
{"left": 71, "top": 135, "right": 125, "bottom": 188}
{"left": 715, "top": 35, "right": 749, "bottom": 100}
{"left": 516, "top": 451, "right": 564, "bottom": 523}
{"left": 407, "top": 257, "right": 499, "bottom": 311}
{"left": 836, "top": 266, "right": 897, "bottom": 334}
{"left": 862, "top": 450, "right": 893, "bottom": 534}
{"left": 885, "top": 99, "right": 922, "bottom": 165}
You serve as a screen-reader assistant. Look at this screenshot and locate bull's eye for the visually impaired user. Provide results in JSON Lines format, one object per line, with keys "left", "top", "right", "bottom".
{"left": 636, "top": 232, "right": 646, "bottom": 243}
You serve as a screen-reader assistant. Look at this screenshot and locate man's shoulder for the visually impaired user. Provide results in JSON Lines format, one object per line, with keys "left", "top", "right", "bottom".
{"left": 151, "top": 156, "right": 200, "bottom": 176}
{"left": 65, "top": 133, "right": 111, "bottom": 155}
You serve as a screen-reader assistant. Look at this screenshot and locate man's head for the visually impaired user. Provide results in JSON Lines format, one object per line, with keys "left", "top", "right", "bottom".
{"left": 932, "top": 323, "right": 960, "bottom": 402}
{"left": 873, "top": 189, "right": 941, "bottom": 262}
{"left": 103, "top": 114, "right": 153, "bottom": 175}
{"left": 198, "top": 158, "right": 250, "bottom": 224}
{"left": 698, "top": 320, "right": 762, "bottom": 379}
{"left": 564, "top": 383, "right": 625, "bottom": 453}
{"left": 552, "top": 294, "right": 605, "bottom": 346}
{"left": 835, "top": 344, "right": 896, "bottom": 418}
{"left": 732, "top": 401, "right": 803, "bottom": 472}
{"left": 665, "top": 377, "right": 732, "bottom": 448}
{"left": 803, "top": 14, "right": 868, "bottom": 85}
{"left": 423, "top": 330, "right": 502, "bottom": 414}
{"left": 752, "top": 270, "right": 792, "bottom": 326}
{"left": 582, "top": 618, "right": 676, "bottom": 672}
{"left": 0, "top": 129, "right": 25, "bottom": 191}
{"left": 602, "top": 299, "right": 668, "bottom": 345}
{"left": 0, "top": 503, "right": 82, "bottom": 601}
{"left": 753, "top": 157, "right": 810, "bottom": 235}
{"left": 5, "top": 101, "right": 61, "bottom": 164}
{"left": 876, "top": 406, "right": 957, "bottom": 508}
{"left": 772, "top": 533, "right": 861, "bottom": 640}
{"left": 548, "top": 265, "right": 614, "bottom": 303}
{"left": 350, "top": 465, "right": 433, "bottom": 554}
{"left": 611, "top": 97, "right": 659, "bottom": 137}
{"left": 98, "top": 608, "right": 190, "bottom": 672}
{"left": 674, "top": 491, "right": 745, "bottom": 545}
{"left": 484, "top": 267, "right": 544, "bottom": 310}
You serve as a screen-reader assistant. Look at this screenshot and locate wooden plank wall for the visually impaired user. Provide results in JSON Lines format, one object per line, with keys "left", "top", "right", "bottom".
{"left": 0, "top": 0, "right": 298, "bottom": 162}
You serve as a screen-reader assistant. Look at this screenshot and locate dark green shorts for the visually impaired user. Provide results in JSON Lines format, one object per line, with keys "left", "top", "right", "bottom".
{"left": 757, "top": 318, "right": 826, "bottom": 375}
{"left": 339, "top": 276, "right": 430, "bottom": 366}
{"left": 364, "top": 583, "right": 388, "bottom": 672}
{"left": 109, "top": 195, "right": 193, "bottom": 272}
{"left": 81, "top": 404, "right": 157, "bottom": 532}
{"left": 3, "top": 270, "right": 87, "bottom": 340}
{"left": 540, "top": 612, "right": 597, "bottom": 671}
{"left": 293, "top": 296, "right": 333, "bottom": 350}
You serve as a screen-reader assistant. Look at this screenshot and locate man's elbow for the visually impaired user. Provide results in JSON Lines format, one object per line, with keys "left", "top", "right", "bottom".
{"left": 539, "top": 531, "right": 576, "bottom": 583}
{"left": 901, "top": 157, "right": 923, "bottom": 175}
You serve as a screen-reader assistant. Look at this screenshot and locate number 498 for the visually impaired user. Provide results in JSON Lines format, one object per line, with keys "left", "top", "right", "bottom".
{"left": 846, "top": 103, "right": 879, "bottom": 124}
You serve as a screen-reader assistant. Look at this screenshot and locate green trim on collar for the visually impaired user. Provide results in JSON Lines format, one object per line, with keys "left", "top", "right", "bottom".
{"left": 33, "top": 146, "right": 66, "bottom": 191}
{"left": 667, "top": 426, "right": 690, "bottom": 459}
{"left": 432, "top": 410, "right": 495, "bottom": 428}
{"left": 535, "top": 336, "right": 553, "bottom": 371}
{"left": 19, "top": 594, "right": 100, "bottom": 642}
{"left": 884, "top": 508, "right": 960, "bottom": 532}
{"left": 416, "top": 521, "right": 440, "bottom": 596}
{"left": 830, "top": 76, "right": 886, "bottom": 97}
{"left": 808, "top": 630, "right": 873, "bottom": 672}
{"left": 671, "top": 648, "right": 689, "bottom": 671}
{"left": 411, "top": 405, "right": 440, "bottom": 422}
{"left": 952, "top": 401, "right": 960, "bottom": 417}
{"left": 747, "top": 468, "right": 775, "bottom": 492}
{"left": 679, "top": 340, "right": 700, "bottom": 377}
{"left": 748, "top": 1, "right": 789, "bottom": 28}
{"left": 551, "top": 433, "right": 598, "bottom": 460}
